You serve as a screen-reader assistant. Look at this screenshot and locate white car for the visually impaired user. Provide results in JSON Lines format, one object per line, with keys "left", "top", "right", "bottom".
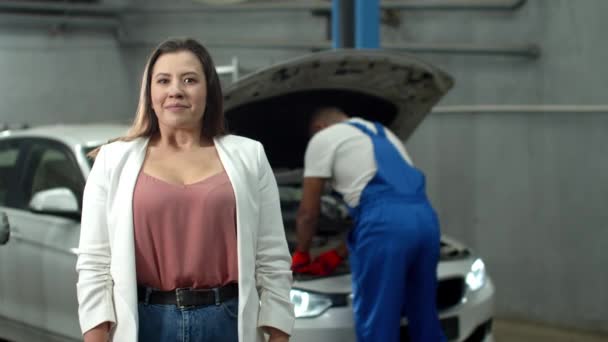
{"left": 0, "top": 50, "right": 494, "bottom": 342}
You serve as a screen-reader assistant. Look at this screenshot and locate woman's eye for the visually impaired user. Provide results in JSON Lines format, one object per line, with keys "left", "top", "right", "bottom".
{"left": 157, "top": 78, "right": 169, "bottom": 84}
{"left": 184, "top": 78, "right": 197, "bottom": 84}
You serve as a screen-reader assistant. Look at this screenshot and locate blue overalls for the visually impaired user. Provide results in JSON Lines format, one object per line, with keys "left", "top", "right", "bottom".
{"left": 345, "top": 121, "right": 446, "bottom": 342}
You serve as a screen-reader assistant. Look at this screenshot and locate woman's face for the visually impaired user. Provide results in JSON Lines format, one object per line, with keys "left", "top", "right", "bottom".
{"left": 150, "top": 50, "right": 207, "bottom": 131}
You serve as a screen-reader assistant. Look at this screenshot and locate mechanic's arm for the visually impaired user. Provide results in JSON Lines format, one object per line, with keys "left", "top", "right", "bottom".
{"left": 334, "top": 240, "right": 349, "bottom": 259}
{"left": 295, "top": 177, "right": 326, "bottom": 253}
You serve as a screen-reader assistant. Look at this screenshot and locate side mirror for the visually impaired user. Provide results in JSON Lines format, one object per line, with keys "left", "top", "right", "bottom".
{"left": 29, "top": 188, "right": 79, "bottom": 216}
{"left": 0, "top": 212, "right": 9, "bottom": 245}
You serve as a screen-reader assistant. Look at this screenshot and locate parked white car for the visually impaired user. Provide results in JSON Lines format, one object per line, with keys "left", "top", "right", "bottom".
{"left": 0, "top": 50, "right": 494, "bottom": 342}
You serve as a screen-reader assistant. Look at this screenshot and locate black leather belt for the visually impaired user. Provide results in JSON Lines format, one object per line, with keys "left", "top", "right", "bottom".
{"left": 137, "top": 283, "right": 238, "bottom": 308}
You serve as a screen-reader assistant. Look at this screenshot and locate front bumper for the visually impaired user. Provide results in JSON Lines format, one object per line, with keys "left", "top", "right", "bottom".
{"left": 440, "top": 276, "right": 495, "bottom": 341}
{"left": 291, "top": 305, "right": 357, "bottom": 342}
{"left": 291, "top": 277, "right": 494, "bottom": 342}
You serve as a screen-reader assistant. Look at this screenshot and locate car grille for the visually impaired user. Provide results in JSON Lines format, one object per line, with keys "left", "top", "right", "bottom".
{"left": 400, "top": 278, "right": 466, "bottom": 341}
{"left": 437, "top": 277, "right": 465, "bottom": 311}
{"left": 400, "top": 316, "right": 459, "bottom": 341}
{"left": 464, "top": 319, "right": 493, "bottom": 342}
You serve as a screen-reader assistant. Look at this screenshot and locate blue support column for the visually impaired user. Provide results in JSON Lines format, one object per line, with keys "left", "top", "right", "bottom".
{"left": 333, "top": 0, "right": 355, "bottom": 49}
{"left": 355, "top": 0, "right": 380, "bottom": 49}
{"left": 332, "top": 0, "right": 341, "bottom": 48}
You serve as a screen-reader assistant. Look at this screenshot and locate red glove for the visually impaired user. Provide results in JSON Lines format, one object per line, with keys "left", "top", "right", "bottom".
{"left": 291, "top": 250, "right": 311, "bottom": 273}
{"left": 299, "top": 249, "right": 344, "bottom": 276}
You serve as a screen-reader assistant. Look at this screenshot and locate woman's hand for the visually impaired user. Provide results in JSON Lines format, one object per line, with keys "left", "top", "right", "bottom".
{"left": 83, "top": 322, "right": 110, "bottom": 342}
{"left": 265, "top": 326, "right": 290, "bottom": 342}
{"left": 268, "top": 332, "right": 289, "bottom": 342}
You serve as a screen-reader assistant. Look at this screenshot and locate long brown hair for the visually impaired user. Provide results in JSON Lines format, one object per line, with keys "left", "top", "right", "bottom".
{"left": 90, "top": 38, "right": 225, "bottom": 157}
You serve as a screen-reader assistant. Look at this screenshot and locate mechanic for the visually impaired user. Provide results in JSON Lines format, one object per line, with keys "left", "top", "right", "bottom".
{"left": 292, "top": 107, "right": 446, "bottom": 342}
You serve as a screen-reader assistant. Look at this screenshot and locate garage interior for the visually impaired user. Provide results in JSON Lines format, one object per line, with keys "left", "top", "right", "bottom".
{"left": 0, "top": 0, "right": 607, "bottom": 341}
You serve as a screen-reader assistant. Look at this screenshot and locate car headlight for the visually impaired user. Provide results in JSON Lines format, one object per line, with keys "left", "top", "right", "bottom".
{"left": 465, "top": 258, "right": 486, "bottom": 291}
{"left": 290, "top": 289, "right": 332, "bottom": 318}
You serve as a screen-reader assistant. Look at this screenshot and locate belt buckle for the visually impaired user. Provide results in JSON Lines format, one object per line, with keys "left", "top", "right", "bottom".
{"left": 175, "top": 288, "right": 194, "bottom": 309}
{"left": 213, "top": 287, "right": 221, "bottom": 306}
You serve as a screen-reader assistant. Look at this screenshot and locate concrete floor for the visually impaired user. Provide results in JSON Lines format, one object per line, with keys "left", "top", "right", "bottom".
{"left": 494, "top": 319, "right": 608, "bottom": 342}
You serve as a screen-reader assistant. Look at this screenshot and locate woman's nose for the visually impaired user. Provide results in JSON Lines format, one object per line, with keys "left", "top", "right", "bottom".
{"left": 168, "top": 82, "right": 184, "bottom": 97}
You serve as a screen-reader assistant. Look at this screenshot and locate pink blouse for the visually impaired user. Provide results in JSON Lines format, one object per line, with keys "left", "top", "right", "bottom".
{"left": 133, "top": 170, "right": 238, "bottom": 291}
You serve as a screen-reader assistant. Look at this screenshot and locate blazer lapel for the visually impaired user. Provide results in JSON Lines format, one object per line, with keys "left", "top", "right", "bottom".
{"left": 214, "top": 136, "right": 253, "bottom": 318}
{"left": 111, "top": 137, "right": 149, "bottom": 327}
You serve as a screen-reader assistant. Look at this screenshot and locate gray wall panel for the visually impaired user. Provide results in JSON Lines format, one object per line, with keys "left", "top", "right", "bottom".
{"left": 0, "top": 32, "right": 131, "bottom": 126}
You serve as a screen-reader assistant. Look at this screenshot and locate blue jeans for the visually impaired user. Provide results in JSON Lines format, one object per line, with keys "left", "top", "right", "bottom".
{"left": 138, "top": 298, "right": 238, "bottom": 342}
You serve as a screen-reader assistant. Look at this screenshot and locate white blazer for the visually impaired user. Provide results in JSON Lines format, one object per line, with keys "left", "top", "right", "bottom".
{"left": 76, "top": 135, "right": 295, "bottom": 341}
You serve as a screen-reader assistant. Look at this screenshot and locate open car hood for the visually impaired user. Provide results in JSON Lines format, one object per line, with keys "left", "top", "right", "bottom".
{"left": 224, "top": 49, "right": 453, "bottom": 169}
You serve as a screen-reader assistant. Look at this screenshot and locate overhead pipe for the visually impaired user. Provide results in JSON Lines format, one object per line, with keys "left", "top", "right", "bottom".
{"left": 0, "top": 0, "right": 526, "bottom": 14}
{"left": 118, "top": 38, "right": 538, "bottom": 58}
{"left": 128, "top": 0, "right": 528, "bottom": 12}
{"left": 0, "top": 1, "right": 122, "bottom": 34}
{"left": 0, "top": 13, "right": 120, "bottom": 32}
{"left": 119, "top": 38, "right": 332, "bottom": 51}
{"left": 0, "top": 1, "right": 123, "bottom": 16}
{"left": 381, "top": 0, "right": 527, "bottom": 11}
{"left": 383, "top": 42, "right": 540, "bottom": 58}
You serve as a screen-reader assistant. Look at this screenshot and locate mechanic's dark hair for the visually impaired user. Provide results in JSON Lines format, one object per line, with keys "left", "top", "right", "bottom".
{"left": 309, "top": 106, "right": 349, "bottom": 135}
{"left": 89, "top": 38, "right": 225, "bottom": 158}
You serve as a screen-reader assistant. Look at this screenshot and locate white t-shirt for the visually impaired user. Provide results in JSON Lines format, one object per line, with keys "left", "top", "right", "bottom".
{"left": 303, "top": 117, "right": 413, "bottom": 207}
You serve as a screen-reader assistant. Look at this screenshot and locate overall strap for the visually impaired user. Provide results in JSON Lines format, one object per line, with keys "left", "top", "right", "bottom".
{"left": 347, "top": 121, "right": 379, "bottom": 137}
{"left": 373, "top": 122, "right": 386, "bottom": 137}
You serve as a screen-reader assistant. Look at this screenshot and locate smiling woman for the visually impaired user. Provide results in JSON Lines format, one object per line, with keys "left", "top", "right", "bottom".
{"left": 76, "top": 38, "right": 294, "bottom": 342}
{"left": 124, "top": 38, "right": 225, "bottom": 143}
{"left": 150, "top": 51, "right": 209, "bottom": 131}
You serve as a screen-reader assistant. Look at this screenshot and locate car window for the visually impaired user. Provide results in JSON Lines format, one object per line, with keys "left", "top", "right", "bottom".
{"left": 0, "top": 140, "right": 21, "bottom": 206}
{"left": 83, "top": 145, "right": 100, "bottom": 168}
{"left": 22, "top": 141, "right": 84, "bottom": 209}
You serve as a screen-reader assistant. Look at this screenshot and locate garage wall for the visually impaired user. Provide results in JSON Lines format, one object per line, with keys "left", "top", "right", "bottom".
{"left": 401, "top": 0, "right": 608, "bottom": 333}
{"left": 120, "top": 0, "right": 327, "bottom": 93}
{"left": 0, "top": 29, "right": 131, "bottom": 126}
{"left": 0, "top": 0, "right": 604, "bottom": 333}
